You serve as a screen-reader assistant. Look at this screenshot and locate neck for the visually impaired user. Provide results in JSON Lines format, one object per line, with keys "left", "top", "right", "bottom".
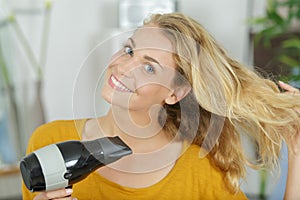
{"left": 102, "top": 107, "right": 171, "bottom": 153}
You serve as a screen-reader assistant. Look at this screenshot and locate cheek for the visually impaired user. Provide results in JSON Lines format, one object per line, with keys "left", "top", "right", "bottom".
{"left": 136, "top": 85, "right": 171, "bottom": 100}
{"left": 134, "top": 71, "right": 176, "bottom": 92}
{"left": 110, "top": 50, "right": 124, "bottom": 62}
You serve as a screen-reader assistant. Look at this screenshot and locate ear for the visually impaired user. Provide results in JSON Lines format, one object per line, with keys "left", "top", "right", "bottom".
{"left": 165, "top": 86, "right": 191, "bottom": 105}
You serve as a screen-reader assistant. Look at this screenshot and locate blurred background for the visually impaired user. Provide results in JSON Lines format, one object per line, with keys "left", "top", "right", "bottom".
{"left": 0, "top": 0, "right": 299, "bottom": 199}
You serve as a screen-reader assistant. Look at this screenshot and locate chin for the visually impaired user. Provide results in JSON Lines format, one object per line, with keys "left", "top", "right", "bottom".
{"left": 101, "top": 87, "right": 113, "bottom": 105}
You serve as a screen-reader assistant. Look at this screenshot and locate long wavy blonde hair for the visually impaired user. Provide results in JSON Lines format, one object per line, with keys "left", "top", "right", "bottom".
{"left": 144, "top": 13, "right": 300, "bottom": 192}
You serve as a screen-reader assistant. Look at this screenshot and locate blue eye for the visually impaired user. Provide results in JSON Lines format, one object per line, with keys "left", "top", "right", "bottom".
{"left": 124, "top": 46, "right": 133, "bottom": 56}
{"left": 144, "top": 64, "right": 155, "bottom": 74}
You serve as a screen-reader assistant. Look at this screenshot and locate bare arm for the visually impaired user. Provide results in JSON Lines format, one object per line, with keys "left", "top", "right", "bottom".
{"left": 278, "top": 81, "right": 300, "bottom": 200}
{"left": 284, "top": 144, "right": 300, "bottom": 200}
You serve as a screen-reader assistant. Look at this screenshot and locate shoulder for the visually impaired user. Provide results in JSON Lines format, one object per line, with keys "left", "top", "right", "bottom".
{"left": 178, "top": 144, "right": 218, "bottom": 174}
{"left": 179, "top": 144, "right": 211, "bottom": 165}
{"left": 179, "top": 144, "right": 228, "bottom": 181}
{"left": 26, "top": 119, "right": 86, "bottom": 153}
{"left": 177, "top": 144, "right": 247, "bottom": 199}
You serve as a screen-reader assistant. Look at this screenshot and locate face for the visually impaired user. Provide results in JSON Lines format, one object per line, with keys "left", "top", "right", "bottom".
{"left": 101, "top": 25, "right": 179, "bottom": 112}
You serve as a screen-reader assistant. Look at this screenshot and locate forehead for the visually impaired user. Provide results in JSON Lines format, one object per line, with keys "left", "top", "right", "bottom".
{"left": 131, "top": 26, "right": 174, "bottom": 53}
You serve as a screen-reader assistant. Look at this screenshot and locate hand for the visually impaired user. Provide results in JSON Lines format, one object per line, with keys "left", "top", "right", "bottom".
{"left": 278, "top": 81, "right": 300, "bottom": 96}
{"left": 33, "top": 188, "right": 77, "bottom": 200}
{"left": 278, "top": 81, "right": 300, "bottom": 154}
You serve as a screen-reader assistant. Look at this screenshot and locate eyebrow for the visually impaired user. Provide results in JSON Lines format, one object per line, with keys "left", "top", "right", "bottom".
{"left": 128, "top": 37, "right": 136, "bottom": 48}
{"left": 144, "top": 55, "right": 163, "bottom": 69}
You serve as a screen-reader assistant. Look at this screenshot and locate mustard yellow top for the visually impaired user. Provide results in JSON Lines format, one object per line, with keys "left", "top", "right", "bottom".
{"left": 22, "top": 120, "right": 248, "bottom": 200}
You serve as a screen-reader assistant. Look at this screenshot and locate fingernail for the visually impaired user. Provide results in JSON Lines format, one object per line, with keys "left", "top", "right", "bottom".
{"left": 66, "top": 188, "right": 73, "bottom": 195}
{"left": 72, "top": 198, "right": 78, "bottom": 200}
{"left": 278, "top": 81, "right": 285, "bottom": 84}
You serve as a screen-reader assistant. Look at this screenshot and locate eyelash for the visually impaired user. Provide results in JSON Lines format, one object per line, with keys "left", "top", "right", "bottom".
{"left": 124, "top": 46, "right": 134, "bottom": 56}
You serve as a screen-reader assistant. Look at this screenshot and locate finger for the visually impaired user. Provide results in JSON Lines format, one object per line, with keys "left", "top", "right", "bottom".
{"left": 53, "top": 197, "right": 77, "bottom": 200}
{"left": 34, "top": 188, "right": 73, "bottom": 200}
{"left": 49, "top": 197, "right": 77, "bottom": 200}
{"left": 278, "top": 81, "right": 298, "bottom": 92}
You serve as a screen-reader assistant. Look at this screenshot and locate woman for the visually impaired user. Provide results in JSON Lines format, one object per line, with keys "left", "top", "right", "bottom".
{"left": 22, "top": 13, "right": 300, "bottom": 200}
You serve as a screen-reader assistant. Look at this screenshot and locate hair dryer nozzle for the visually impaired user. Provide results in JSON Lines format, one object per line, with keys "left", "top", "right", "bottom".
{"left": 20, "top": 136, "right": 132, "bottom": 192}
{"left": 91, "top": 136, "right": 132, "bottom": 165}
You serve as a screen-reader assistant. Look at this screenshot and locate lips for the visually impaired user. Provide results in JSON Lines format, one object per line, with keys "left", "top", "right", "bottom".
{"left": 109, "top": 75, "right": 133, "bottom": 92}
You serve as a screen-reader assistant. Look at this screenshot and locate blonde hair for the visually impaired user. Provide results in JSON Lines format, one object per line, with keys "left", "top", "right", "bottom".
{"left": 145, "top": 13, "right": 300, "bottom": 192}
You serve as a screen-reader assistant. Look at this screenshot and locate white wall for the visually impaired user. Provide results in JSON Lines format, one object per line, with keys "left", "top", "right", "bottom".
{"left": 43, "top": 0, "right": 118, "bottom": 120}
{"left": 181, "top": 0, "right": 250, "bottom": 63}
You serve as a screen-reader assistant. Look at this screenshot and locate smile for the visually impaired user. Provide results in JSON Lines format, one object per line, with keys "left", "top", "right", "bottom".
{"left": 109, "top": 75, "right": 132, "bottom": 92}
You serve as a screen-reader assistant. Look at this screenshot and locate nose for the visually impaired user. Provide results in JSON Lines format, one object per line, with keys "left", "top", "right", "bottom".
{"left": 116, "top": 57, "right": 139, "bottom": 76}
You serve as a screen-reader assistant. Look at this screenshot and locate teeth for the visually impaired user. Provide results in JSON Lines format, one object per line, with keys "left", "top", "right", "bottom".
{"left": 111, "top": 76, "right": 131, "bottom": 92}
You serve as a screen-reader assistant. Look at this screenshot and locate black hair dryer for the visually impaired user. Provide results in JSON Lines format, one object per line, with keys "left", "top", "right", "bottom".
{"left": 20, "top": 136, "right": 132, "bottom": 192}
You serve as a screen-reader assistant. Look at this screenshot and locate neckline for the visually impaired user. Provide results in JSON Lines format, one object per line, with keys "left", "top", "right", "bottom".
{"left": 91, "top": 144, "right": 192, "bottom": 192}
{"left": 77, "top": 118, "right": 194, "bottom": 191}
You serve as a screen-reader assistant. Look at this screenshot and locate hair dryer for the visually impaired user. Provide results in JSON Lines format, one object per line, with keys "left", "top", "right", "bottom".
{"left": 20, "top": 136, "right": 132, "bottom": 192}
